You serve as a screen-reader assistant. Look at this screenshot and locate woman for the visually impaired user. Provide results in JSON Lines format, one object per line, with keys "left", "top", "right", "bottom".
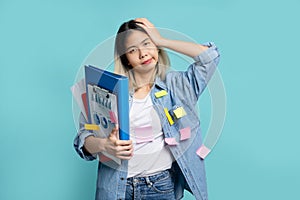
{"left": 74, "top": 18, "right": 220, "bottom": 200}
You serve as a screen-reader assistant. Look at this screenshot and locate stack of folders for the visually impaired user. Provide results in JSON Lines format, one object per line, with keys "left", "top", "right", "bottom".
{"left": 71, "top": 65, "right": 130, "bottom": 165}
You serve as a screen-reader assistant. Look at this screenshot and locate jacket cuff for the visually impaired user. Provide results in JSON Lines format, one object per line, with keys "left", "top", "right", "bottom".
{"left": 76, "top": 131, "right": 97, "bottom": 161}
{"left": 193, "top": 42, "right": 219, "bottom": 65}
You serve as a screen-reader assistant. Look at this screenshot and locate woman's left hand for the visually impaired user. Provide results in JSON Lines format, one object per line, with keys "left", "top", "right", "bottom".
{"left": 135, "top": 18, "right": 164, "bottom": 46}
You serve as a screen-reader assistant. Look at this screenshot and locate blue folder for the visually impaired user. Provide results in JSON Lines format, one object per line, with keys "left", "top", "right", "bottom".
{"left": 85, "top": 65, "right": 130, "bottom": 140}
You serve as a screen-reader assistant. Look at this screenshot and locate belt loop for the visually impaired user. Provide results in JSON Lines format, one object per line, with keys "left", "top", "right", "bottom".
{"left": 145, "top": 177, "right": 153, "bottom": 187}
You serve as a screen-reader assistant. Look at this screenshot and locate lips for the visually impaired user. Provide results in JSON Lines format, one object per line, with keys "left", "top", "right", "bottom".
{"left": 142, "top": 58, "right": 152, "bottom": 65}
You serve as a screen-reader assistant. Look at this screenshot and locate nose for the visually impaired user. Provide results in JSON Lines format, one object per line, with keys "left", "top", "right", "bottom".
{"left": 139, "top": 48, "right": 148, "bottom": 59}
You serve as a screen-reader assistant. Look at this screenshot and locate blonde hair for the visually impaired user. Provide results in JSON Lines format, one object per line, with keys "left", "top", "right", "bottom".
{"left": 113, "top": 20, "right": 170, "bottom": 90}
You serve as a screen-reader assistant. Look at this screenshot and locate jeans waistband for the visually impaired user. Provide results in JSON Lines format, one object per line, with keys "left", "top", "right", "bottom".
{"left": 127, "top": 169, "right": 171, "bottom": 184}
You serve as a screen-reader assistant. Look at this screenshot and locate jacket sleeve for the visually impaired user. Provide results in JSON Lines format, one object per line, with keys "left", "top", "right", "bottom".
{"left": 73, "top": 112, "right": 97, "bottom": 161}
{"left": 166, "top": 42, "right": 220, "bottom": 105}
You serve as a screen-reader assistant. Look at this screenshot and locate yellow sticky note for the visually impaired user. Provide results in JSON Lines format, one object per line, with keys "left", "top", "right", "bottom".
{"left": 164, "top": 108, "right": 174, "bottom": 125}
{"left": 155, "top": 90, "right": 167, "bottom": 98}
{"left": 84, "top": 124, "right": 100, "bottom": 131}
{"left": 173, "top": 107, "right": 187, "bottom": 119}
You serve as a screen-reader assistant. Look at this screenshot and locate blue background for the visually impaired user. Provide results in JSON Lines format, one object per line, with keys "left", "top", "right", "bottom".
{"left": 1, "top": 0, "right": 299, "bottom": 199}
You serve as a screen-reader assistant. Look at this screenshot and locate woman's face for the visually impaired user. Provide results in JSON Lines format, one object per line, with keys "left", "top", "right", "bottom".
{"left": 124, "top": 30, "right": 159, "bottom": 74}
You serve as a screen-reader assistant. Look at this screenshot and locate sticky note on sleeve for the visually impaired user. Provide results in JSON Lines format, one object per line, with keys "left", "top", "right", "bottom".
{"left": 84, "top": 124, "right": 100, "bottom": 131}
{"left": 165, "top": 138, "right": 178, "bottom": 145}
{"left": 164, "top": 108, "right": 174, "bottom": 125}
{"left": 173, "top": 107, "right": 187, "bottom": 119}
{"left": 196, "top": 145, "right": 211, "bottom": 159}
{"left": 155, "top": 90, "right": 167, "bottom": 98}
{"left": 180, "top": 127, "right": 191, "bottom": 141}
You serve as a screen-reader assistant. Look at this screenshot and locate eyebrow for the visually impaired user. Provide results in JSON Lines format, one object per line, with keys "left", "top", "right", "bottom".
{"left": 126, "top": 38, "right": 150, "bottom": 51}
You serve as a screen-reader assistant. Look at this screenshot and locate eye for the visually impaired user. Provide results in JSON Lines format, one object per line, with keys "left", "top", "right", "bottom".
{"left": 144, "top": 41, "right": 150, "bottom": 46}
{"left": 128, "top": 48, "right": 138, "bottom": 54}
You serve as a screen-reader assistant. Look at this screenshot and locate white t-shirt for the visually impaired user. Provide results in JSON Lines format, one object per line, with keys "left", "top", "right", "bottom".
{"left": 127, "top": 92, "right": 174, "bottom": 178}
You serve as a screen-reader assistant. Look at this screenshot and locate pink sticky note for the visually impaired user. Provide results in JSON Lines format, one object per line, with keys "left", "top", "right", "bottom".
{"left": 180, "top": 127, "right": 191, "bottom": 141}
{"left": 165, "top": 138, "right": 178, "bottom": 145}
{"left": 109, "top": 111, "right": 118, "bottom": 124}
{"left": 135, "top": 126, "right": 154, "bottom": 144}
{"left": 196, "top": 145, "right": 211, "bottom": 159}
{"left": 81, "top": 93, "right": 89, "bottom": 118}
{"left": 99, "top": 154, "right": 112, "bottom": 163}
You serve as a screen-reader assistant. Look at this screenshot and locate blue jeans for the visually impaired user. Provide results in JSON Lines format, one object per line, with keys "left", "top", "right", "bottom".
{"left": 125, "top": 170, "right": 176, "bottom": 200}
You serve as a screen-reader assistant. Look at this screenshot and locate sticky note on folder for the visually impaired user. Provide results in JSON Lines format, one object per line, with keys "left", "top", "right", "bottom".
{"left": 84, "top": 124, "right": 100, "bottom": 131}
{"left": 99, "top": 154, "right": 112, "bottom": 162}
{"left": 109, "top": 111, "right": 118, "bottom": 124}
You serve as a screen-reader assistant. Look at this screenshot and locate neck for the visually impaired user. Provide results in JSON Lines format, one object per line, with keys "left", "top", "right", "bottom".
{"left": 133, "top": 68, "right": 156, "bottom": 89}
{"left": 134, "top": 83, "right": 152, "bottom": 99}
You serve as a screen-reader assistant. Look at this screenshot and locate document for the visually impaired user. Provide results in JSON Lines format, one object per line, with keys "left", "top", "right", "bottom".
{"left": 87, "top": 84, "right": 121, "bottom": 165}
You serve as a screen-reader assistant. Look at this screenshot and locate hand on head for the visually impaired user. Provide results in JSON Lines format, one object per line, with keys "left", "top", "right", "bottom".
{"left": 134, "top": 18, "right": 164, "bottom": 47}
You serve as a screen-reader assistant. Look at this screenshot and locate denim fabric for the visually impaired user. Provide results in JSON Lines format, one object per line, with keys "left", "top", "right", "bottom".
{"left": 125, "top": 170, "right": 176, "bottom": 200}
{"left": 74, "top": 42, "right": 220, "bottom": 200}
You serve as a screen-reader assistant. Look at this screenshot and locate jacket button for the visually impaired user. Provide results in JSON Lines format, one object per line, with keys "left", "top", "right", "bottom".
{"left": 120, "top": 177, "right": 125, "bottom": 180}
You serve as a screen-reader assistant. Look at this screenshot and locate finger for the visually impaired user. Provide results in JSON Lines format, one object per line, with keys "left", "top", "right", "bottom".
{"left": 135, "top": 18, "right": 154, "bottom": 28}
{"left": 116, "top": 149, "right": 133, "bottom": 156}
{"left": 115, "top": 143, "right": 133, "bottom": 152}
{"left": 110, "top": 124, "right": 119, "bottom": 133}
{"left": 115, "top": 124, "right": 119, "bottom": 130}
{"left": 134, "top": 18, "right": 146, "bottom": 24}
{"left": 117, "top": 155, "right": 133, "bottom": 160}
{"left": 115, "top": 139, "right": 132, "bottom": 146}
{"left": 109, "top": 125, "right": 119, "bottom": 139}
{"left": 116, "top": 149, "right": 134, "bottom": 160}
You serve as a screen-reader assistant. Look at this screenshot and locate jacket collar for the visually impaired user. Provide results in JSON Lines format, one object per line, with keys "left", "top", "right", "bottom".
{"left": 129, "top": 76, "right": 168, "bottom": 97}
{"left": 154, "top": 77, "right": 168, "bottom": 91}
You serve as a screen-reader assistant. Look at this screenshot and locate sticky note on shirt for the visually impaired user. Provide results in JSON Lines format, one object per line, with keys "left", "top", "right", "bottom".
{"left": 180, "top": 127, "right": 191, "bottom": 141}
{"left": 134, "top": 126, "right": 154, "bottom": 144}
{"left": 109, "top": 111, "right": 118, "bottom": 124}
{"left": 165, "top": 138, "right": 178, "bottom": 145}
{"left": 155, "top": 90, "right": 167, "bottom": 98}
{"left": 84, "top": 124, "right": 100, "bottom": 131}
{"left": 164, "top": 108, "right": 174, "bottom": 125}
{"left": 196, "top": 145, "right": 211, "bottom": 159}
{"left": 173, "top": 107, "right": 187, "bottom": 119}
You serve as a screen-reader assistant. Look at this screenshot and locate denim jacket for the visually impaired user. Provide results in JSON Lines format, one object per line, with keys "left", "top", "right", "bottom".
{"left": 74, "top": 42, "right": 220, "bottom": 200}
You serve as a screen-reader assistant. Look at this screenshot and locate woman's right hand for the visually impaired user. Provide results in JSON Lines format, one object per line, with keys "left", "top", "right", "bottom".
{"left": 104, "top": 125, "right": 133, "bottom": 160}
{"left": 84, "top": 125, "right": 133, "bottom": 160}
